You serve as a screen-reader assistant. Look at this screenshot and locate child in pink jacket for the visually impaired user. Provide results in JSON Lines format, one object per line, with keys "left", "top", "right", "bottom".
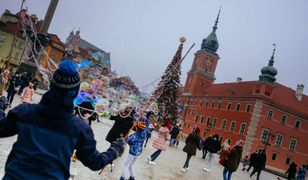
{"left": 21, "top": 83, "right": 34, "bottom": 103}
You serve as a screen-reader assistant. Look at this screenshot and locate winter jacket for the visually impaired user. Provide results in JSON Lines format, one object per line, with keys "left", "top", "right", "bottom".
{"left": 127, "top": 130, "right": 146, "bottom": 156}
{"left": 106, "top": 114, "right": 134, "bottom": 143}
{"left": 254, "top": 152, "right": 267, "bottom": 169}
{"left": 225, "top": 146, "right": 243, "bottom": 172}
{"left": 286, "top": 163, "right": 297, "bottom": 179}
{"left": 183, "top": 132, "right": 201, "bottom": 155}
{"left": 205, "top": 137, "right": 221, "bottom": 153}
{"left": 170, "top": 126, "right": 180, "bottom": 139}
{"left": 296, "top": 167, "right": 306, "bottom": 180}
{"left": 249, "top": 152, "right": 258, "bottom": 166}
{"left": 152, "top": 126, "right": 170, "bottom": 151}
{"left": 0, "top": 91, "right": 117, "bottom": 180}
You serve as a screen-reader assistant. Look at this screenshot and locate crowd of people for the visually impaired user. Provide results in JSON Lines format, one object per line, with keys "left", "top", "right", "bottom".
{"left": 0, "top": 59, "right": 307, "bottom": 180}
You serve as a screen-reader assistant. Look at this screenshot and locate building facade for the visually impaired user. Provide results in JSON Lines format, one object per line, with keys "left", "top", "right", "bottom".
{"left": 0, "top": 10, "right": 26, "bottom": 72}
{"left": 180, "top": 10, "right": 308, "bottom": 172}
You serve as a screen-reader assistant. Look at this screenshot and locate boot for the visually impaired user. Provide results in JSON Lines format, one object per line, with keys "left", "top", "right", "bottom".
{"left": 128, "top": 176, "right": 135, "bottom": 180}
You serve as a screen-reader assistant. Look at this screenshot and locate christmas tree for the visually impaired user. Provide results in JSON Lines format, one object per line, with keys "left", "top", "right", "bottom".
{"left": 154, "top": 37, "right": 185, "bottom": 123}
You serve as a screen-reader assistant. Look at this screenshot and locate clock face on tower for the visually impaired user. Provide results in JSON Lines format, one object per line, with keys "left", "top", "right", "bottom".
{"left": 205, "top": 59, "right": 212, "bottom": 67}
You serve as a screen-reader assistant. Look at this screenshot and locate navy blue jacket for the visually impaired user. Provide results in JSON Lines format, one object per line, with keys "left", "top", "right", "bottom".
{"left": 0, "top": 91, "right": 117, "bottom": 179}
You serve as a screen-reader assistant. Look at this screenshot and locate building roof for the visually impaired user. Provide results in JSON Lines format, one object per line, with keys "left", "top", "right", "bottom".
{"left": 199, "top": 81, "right": 308, "bottom": 118}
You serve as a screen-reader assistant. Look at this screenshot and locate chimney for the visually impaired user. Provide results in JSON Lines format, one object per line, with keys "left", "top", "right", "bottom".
{"left": 236, "top": 77, "right": 242, "bottom": 83}
{"left": 295, "top": 84, "right": 304, "bottom": 102}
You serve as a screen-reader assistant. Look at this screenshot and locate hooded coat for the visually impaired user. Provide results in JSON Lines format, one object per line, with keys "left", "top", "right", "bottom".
{"left": 183, "top": 132, "right": 201, "bottom": 155}
{"left": 225, "top": 145, "right": 243, "bottom": 172}
{"left": 0, "top": 91, "right": 117, "bottom": 180}
{"left": 152, "top": 126, "right": 170, "bottom": 151}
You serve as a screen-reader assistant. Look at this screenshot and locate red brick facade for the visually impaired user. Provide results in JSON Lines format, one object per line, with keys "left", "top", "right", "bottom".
{"left": 181, "top": 42, "right": 308, "bottom": 172}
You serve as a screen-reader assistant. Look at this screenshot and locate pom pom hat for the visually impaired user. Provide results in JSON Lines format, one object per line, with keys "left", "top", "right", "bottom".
{"left": 136, "top": 121, "right": 146, "bottom": 131}
{"left": 50, "top": 60, "right": 81, "bottom": 97}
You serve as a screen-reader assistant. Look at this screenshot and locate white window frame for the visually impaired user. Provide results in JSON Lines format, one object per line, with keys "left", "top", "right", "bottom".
{"left": 295, "top": 120, "right": 301, "bottom": 129}
{"left": 236, "top": 103, "right": 241, "bottom": 111}
{"left": 289, "top": 138, "right": 297, "bottom": 151}
{"left": 246, "top": 104, "right": 251, "bottom": 112}
{"left": 229, "top": 121, "right": 236, "bottom": 132}
{"left": 260, "top": 129, "right": 269, "bottom": 142}
{"left": 212, "top": 117, "right": 218, "bottom": 128}
{"left": 275, "top": 134, "right": 283, "bottom": 147}
{"left": 267, "top": 109, "right": 274, "bottom": 119}
{"left": 239, "top": 123, "right": 247, "bottom": 135}
{"left": 281, "top": 114, "right": 287, "bottom": 124}
{"left": 221, "top": 119, "right": 227, "bottom": 130}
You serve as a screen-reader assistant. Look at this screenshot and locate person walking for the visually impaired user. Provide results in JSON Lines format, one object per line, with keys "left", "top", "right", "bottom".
{"left": 250, "top": 150, "right": 267, "bottom": 180}
{"left": 20, "top": 82, "right": 35, "bottom": 104}
{"left": 18, "top": 72, "right": 30, "bottom": 95}
{"left": 181, "top": 127, "right": 201, "bottom": 172}
{"left": 0, "top": 60, "right": 125, "bottom": 179}
{"left": 175, "top": 126, "right": 184, "bottom": 148}
{"left": 202, "top": 134, "right": 213, "bottom": 159}
{"left": 203, "top": 134, "right": 221, "bottom": 172}
{"left": 286, "top": 162, "right": 297, "bottom": 180}
{"left": 223, "top": 140, "right": 244, "bottom": 180}
{"left": 120, "top": 122, "right": 147, "bottom": 180}
{"left": 220, "top": 139, "right": 231, "bottom": 160}
{"left": 247, "top": 150, "right": 258, "bottom": 172}
{"left": 147, "top": 122, "right": 170, "bottom": 165}
{"left": 169, "top": 124, "right": 180, "bottom": 147}
{"left": 6, "top": 73, "right": 20, "bottom": 107}
{"left": 242, "top": 155, "right": 250, "bottom": 171}
{"left": 296, "top": 165, "right": 307, "bottom": 180}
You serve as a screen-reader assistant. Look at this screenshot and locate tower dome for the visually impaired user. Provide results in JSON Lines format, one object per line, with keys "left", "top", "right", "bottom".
{"left": 259, "top": 44, "right": 278, "bottom": 83}
{"left": 201, "top": 8, "right": 221, "bottom": 53}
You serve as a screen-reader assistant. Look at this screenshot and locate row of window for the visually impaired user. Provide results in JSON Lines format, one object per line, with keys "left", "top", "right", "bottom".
{"left": 267, "top": 109, "right": 302, "bottom": 129}
{"left": 187, "top": 103, "right": 252, "bottom": 115}
{"left": 271, "top": 153, "right": 293, "bottom": 165}
{"left": 185, "top": 118, "right": 248, "bottom": 136}
{"left": 189, "top": 100, "right": 252, "bottom": 112}
{"left": 261, "top": 129, "right": 297, "bottom": 151}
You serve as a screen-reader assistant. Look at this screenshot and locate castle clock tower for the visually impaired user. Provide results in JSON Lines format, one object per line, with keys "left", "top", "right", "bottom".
{"left": 184, "top": 8, "right": 221, "bottom": 96}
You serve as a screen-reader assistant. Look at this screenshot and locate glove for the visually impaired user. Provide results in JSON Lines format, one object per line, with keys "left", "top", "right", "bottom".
{"left": 109, "top": 138, "right": 125, "bottom": 158}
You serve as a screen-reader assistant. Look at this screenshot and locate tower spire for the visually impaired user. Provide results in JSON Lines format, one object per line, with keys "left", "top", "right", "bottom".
{"left": 268, "top": 43, "right": 276, "bottom": 66}
{"left": 213, "top": 6, "right": 221, "bottom": 32}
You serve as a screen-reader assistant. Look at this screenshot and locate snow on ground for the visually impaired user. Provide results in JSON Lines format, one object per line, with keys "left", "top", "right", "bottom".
{"left": 0, "top": 91, "right": 285, "bottom": 180}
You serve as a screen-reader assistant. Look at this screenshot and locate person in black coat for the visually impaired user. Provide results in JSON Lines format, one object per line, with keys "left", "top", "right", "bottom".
{"left": 203, "top": 134, "right": 221, "bottom": 172}
{"left": 181, "top": 127, "right": 201, "bottom": 172}
{"left": 250, "top": 150, "right": 267, "bottom": 180}
{"left": 286, "top": 162, "right": 297, "bottom": 180}
{"left": 6, "top": 73, "right": 21, "bottom": 107}
{"left": 169, "top": 124, "right": 180, "bottom": 147}
{"left": 106, "top": 105, "right": 135, "bottom": 144}
{"left": 247, "top": 150, "right": 258, "bottom": 172}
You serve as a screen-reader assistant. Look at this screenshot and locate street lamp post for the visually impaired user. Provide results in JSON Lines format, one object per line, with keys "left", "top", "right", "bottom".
{"left": 263, "top": 130, "right": 275, "bottom": 152}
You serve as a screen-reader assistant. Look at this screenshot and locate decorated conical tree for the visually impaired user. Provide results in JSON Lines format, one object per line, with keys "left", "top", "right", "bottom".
{"left": 154, "top": 37, "right": 185, "bottom": 123}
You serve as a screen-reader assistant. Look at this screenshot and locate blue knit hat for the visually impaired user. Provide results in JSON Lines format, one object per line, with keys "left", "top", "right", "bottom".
{"left": 50, "top": 59, "right": 80, "bottom": 96}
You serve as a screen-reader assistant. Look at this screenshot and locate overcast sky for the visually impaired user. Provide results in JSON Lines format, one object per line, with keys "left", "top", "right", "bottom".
{"left": 1, "top": 0, "right": 308, "bottom": 94}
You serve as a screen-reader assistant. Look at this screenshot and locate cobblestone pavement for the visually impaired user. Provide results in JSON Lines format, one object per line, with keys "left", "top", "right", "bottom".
{"left": 0, "top": 91, "right": 286, "bottom": 180}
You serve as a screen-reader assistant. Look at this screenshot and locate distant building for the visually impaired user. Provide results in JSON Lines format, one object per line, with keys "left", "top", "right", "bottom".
{"left": 38, "top": 34, "right": 65, "bottom": 74}
{"left": 65, "top": 30, "right": 111, "bottom": 80}
{"left": 180, "top": 10, "right": 308, "bottom": 172}
{"left": 0, "top": 10, "right": 29, "bottom": 72}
